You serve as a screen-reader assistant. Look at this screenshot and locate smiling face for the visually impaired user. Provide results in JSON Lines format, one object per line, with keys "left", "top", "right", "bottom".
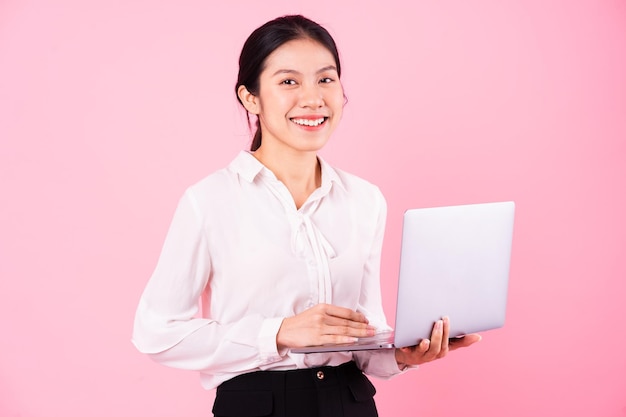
{"left": 238, "top": 38, "right": 344, "bottom": 156}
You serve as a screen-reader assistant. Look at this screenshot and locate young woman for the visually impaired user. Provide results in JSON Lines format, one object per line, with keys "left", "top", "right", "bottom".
{"left": 132, "top": 15, "right": 480, "bottom": 417}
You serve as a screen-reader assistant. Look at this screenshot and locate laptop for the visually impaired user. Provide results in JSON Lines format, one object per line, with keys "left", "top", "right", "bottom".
{"left": 291, "top": 201, "right": 515, "bottom": 353}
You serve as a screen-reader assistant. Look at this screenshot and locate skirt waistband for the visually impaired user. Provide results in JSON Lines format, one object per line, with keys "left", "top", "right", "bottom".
{"left": 217, "top": 361, "right": 362, "bottom": 391}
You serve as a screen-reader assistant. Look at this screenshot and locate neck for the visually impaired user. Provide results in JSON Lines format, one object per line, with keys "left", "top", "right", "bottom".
{"left": 253, "top": 146, "right": 321, "bottom": 209}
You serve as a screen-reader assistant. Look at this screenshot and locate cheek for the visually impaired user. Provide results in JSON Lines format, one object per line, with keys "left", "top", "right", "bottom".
{"left": 262, "top": 92, "right": 294, "bottom": 117}
{"left": 330, "top": 94, "right": 345, "bottom": 117}
{"left": 327, "top": 87, "right": 345, "bottom": 111}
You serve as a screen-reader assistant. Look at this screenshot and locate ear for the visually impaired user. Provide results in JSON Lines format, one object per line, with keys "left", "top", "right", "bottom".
{"left": 237, "top": 85, "right": 260, "bottom": 115}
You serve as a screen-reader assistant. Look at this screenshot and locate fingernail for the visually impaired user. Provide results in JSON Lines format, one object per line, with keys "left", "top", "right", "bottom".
{"left": 436, "top": 320, "right": 443, "bottom": 331}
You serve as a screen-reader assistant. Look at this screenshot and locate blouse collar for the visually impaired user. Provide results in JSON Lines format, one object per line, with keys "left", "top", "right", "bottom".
{"left": 229, "top": 151, "right": 346, "bottom": 193}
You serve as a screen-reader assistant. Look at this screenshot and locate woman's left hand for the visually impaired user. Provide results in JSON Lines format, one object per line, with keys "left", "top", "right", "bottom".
{"left": 394, "top": 316, "right": 481, "bottom": 367}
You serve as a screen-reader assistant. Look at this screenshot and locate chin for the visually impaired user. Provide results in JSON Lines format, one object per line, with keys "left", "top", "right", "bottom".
{"left": 298, "top": 139, "right": 331, "bottom": 153}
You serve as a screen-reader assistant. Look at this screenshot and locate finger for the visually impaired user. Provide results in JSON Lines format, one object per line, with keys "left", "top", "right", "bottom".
{"left": 322, "top": 316, "right": 376, "bottom": 338}
{"left": 424, "top": 320, "right": 443, "bottom": 359}
{"left": 449, "top": 334, "right": 482, "bottom": 351}
{"left": 323, "top": 304, "right": 369, "bottom": 323}
{"left": 324, "top": 315, "right": 375, "bottom": 330}
{"left": 399, "top": 338, "right": 429, "bottom": 355}
{"left": 439, "top": 316, "right": 450, "bottom": 358}
{"left": 321, "top": 305, "right": 373, "bottom": 336}
{"left": 417, "top": 338, "right": 430, "bottom": 354}
{"left": 322, "top": 334, "right": 360, "bottom": 345}
{"left": 398, "top": 339, "right": 430, "bottom": 365}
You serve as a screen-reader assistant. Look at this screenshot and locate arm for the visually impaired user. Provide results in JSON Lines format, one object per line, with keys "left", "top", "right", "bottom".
{"left": 131, "top": 191, "right": 284, "bottom": 373}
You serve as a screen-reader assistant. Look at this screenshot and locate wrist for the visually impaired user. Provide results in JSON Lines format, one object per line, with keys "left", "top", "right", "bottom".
{"left": 275, "top": 317, "right": 290, "bottom": 350}
{"left": 260, "top": 317, "right": 287, "bottom": 359}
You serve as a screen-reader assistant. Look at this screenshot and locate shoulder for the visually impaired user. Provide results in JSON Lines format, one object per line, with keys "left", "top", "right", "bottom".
{"left": 327, "top": 164, "right": 386, "bottom": 206}
{"left": 179, "top": 153, "right": 249, "bottom": 215}
{"left": 322, "top": 161, "right": 388, "bottom": 225}
{"left": 324, "top": 164, "right": 388, "bottom": 237}
{"left": 186, "top": 165, "right": 232, "bottom": 196}
{"left": 333, "top": 166, "right": 380, "bottom": 191}
{"left": 187, "top": 150, "right": 257, "bottom": 194}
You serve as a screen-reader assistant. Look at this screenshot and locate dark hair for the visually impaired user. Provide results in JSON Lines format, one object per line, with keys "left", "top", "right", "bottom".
{"left": 235, "top": 15, "right": 342, "bottom": 151}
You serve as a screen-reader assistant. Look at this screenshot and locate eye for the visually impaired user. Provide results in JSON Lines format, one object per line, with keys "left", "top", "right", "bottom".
{"left": 320, "top": 77, "right": 334, "bottom": 84}
{"left": 281, "top": 79, "right": 297, "bottom": 85}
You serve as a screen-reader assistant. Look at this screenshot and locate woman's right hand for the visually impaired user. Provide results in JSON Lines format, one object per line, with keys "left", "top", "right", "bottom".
{"left": 276, "top": 303, "right": 376, "bottom": 349}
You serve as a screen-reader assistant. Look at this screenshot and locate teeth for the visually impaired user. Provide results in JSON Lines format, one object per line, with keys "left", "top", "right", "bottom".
{"left": 291, "top": 117, "right": 326, "bottom": 127}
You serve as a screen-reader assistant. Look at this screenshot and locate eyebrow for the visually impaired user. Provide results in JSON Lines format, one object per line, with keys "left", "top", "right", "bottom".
{"left": 271, "top": 65, "right": 338, "bottom": 77}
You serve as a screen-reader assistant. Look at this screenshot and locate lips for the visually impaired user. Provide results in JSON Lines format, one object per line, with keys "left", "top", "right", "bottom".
{"left": 290, "top": 116, "right": 328, "bottom": 127}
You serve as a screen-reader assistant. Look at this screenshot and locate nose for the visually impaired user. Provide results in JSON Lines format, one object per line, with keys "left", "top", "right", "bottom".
{"left": 298, "top": 83, "right": 324, "bottom": 109}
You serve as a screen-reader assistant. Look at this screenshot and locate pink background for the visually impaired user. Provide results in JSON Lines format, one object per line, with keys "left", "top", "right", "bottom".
{"left": 1, "top": 1, "right": 625, "bottom": 416}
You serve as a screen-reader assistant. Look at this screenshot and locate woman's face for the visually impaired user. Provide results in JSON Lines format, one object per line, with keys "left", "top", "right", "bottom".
{"left": 247, "top": 38, "right": 344, "bottom": 155}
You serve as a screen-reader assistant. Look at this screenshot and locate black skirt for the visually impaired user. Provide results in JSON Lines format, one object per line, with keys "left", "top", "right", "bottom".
{"left": 212, "top": 361, "right": 378, "bottom": 417}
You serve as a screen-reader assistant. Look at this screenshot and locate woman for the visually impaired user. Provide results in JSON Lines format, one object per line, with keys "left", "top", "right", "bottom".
{"left": 132, "top": 15, "right": 480, "bottom": 417}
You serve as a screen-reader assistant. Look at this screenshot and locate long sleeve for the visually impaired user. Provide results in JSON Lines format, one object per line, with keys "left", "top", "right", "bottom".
{"left": 132, "top": 190, "right": 285, "bottom": 374}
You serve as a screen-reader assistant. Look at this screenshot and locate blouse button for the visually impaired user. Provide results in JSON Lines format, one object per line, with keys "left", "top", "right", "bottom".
{"left": 316, "top": 371, "right": 325, "bottom": 380}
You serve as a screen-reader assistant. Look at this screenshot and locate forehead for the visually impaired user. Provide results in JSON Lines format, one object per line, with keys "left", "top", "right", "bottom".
{"left": 262, "top": 38, "right": 337, "bottom": 74}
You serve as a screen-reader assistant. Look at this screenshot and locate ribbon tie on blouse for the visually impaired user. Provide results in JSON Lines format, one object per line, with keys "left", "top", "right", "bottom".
{"left": 261, "top": 172, "right": 336, "bottom": 304}
{"left": 290, "top": 207, "right": 336, "bottom": 304}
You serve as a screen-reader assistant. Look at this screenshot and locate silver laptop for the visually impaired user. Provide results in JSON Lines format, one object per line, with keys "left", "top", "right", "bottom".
{"left": 291, "top": 201, "right": 515, "bottom": 353}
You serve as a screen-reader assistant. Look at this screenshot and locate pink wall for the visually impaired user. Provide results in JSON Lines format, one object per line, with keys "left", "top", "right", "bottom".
{"left": 1, "top": 1, "right": 625, "bottom": 416}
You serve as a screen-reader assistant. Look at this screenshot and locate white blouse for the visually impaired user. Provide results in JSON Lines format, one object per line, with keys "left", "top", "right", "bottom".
{"left": 132, "top": 151, "right": 405, "bottom": 389}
